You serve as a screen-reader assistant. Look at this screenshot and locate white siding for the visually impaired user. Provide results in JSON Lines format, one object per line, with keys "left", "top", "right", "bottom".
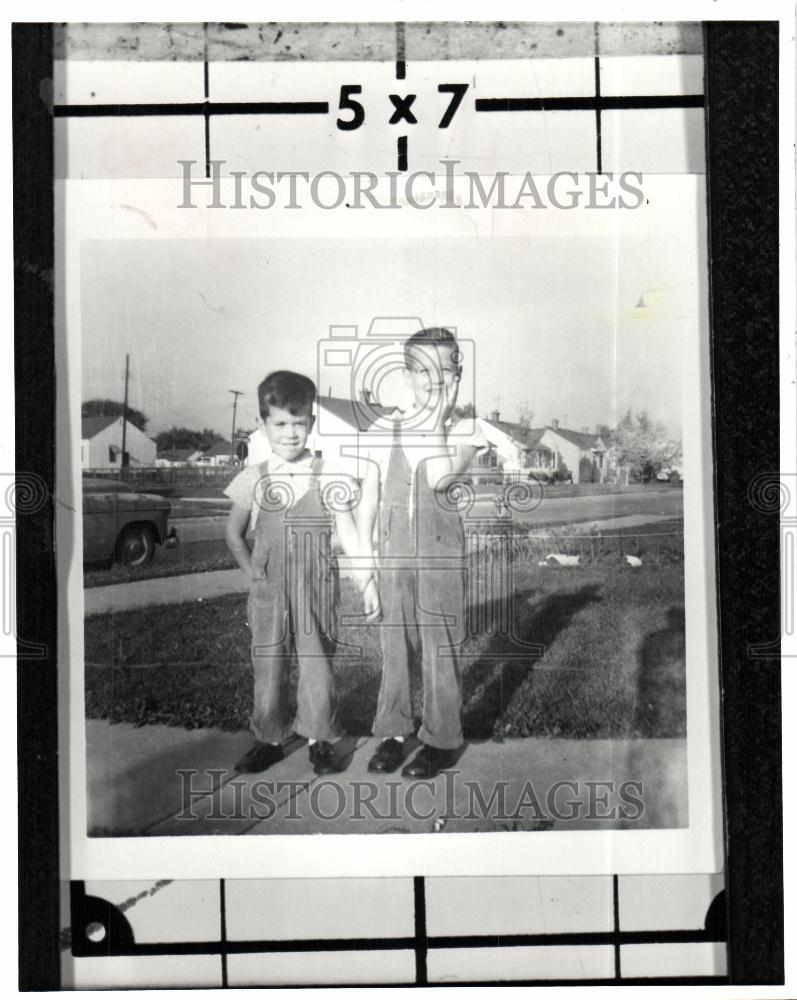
{"left": 84, "top": 417, "right": 156, "bottom": 469}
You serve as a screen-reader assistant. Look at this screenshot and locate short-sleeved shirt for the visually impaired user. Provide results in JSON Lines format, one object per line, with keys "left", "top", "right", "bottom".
{"left": 225, "top": 450, "right": 355, "bottom": 533}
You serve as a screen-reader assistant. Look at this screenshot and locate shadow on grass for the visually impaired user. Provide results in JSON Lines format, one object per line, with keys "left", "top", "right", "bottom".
{"left": 304, "top": 584, "right": 607, "bottom": 742}
{"left": 633, "top": 605, "right": 686, "bottom": 738}
{"left": 462, "top": 583, "right": 604, "bottom": 739}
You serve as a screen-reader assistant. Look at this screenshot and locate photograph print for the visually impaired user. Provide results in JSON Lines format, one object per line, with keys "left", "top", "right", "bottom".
{"left": 57, "top": 21, "right": 721, "bottom": 871}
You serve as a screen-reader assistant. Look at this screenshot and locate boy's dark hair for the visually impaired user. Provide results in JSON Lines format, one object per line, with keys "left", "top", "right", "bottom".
{"left": 404, "top": 327, "right": 458, "bottom": 368}
{"left": 257, "top": 370, "right": 316, "bottom": 419}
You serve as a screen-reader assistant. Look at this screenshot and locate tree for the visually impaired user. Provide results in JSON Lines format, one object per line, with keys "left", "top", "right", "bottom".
{"left": 153, "top": 426, "right": 224, "bottom": 453}
{"left": 515, "top": 403, "right": 536, "bottom": 445}
{"left": 612, "top": 410, "right": 682, "bottom": 483}
{"left": 453, "top": 402, "right": 477, "bottom": 420}
{"left": 82, "top": 398, "right": 149, "bottom": 432}
{"left": 595, "top": 423, "right": 613, "bottom": 443}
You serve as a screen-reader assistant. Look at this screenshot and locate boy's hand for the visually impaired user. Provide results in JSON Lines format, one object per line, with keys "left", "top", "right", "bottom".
{"left": 428, "top": 372, "right": 460, "bottom": 430}
{"left": 362, "top": 577, "right": 381, "bottom": 621}
{"left": 442, "top": 375, "right": 460, "bottom": 425}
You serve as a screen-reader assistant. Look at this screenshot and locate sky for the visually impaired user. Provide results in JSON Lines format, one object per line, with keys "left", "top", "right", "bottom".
{"left": 81, "top": 227, "right": 701, "bottom": 441}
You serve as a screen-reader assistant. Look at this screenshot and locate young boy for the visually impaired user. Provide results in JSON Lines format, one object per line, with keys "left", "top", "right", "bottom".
{"left": 225, "top": 370, "right": 379, "bottom": 776}
{"left": 358, "top": 329, "right": 487, "bottom": 779}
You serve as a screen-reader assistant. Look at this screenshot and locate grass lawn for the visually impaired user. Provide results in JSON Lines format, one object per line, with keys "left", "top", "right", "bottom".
{"left": 83, "top": 540, "right": 236, "bottom": 588}
{"left": 85, "top": 528, "right": 685, "bottom": 740}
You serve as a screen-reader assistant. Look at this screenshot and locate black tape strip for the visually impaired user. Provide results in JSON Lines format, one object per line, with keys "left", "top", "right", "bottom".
{"left": 476, "top": 95, "right": 704, "bottom": 112}
{"left": 54, "top": 101, "right": 330, "bottom": 117}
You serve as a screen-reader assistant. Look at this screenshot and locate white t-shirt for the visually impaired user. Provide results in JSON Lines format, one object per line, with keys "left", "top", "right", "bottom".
{"left": 224, "top": 450, "right": 356, "bottom": 533}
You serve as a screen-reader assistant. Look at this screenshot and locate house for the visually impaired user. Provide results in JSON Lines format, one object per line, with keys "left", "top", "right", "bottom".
{"left": 155, "top": 447, "right": 196, "bottom": 467}
{"left": 475, "top": 411, "right": 557, "bottom": 478}
{"left": 477, "top": 412, "right": 608, "bottom": 484}
{"left": 539, "top": 420, "right": 608, "bottom": 484}
{"left": 201, "top": 440, "right": 236, "bottom": 466}
{"left": 81, "top": 415, "right": 156, "bottom": 470}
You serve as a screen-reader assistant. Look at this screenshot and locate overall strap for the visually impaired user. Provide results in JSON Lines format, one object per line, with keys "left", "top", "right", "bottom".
{"left": 252, "top": 460, "right": 272, "bottom": 530}
{"left": 310, "top": 456, "right": 331, "bottom": 515}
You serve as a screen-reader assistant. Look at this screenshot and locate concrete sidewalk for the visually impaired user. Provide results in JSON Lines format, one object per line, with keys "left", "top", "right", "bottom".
{"left": 84, "top": 567, "right": 248, "bottom": 615}
{"left": 84, "top": 512, "right": 679, "bottom": 615}
{"left": 86, "top": 720, "right": 687, "bottom": 837}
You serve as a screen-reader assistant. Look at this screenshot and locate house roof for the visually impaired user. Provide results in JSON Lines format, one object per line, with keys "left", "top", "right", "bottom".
{"left": 483, "top": 418, "right": 549, "bottom": 450}
{"left": 157, "top": 447, "right": 194, "bottom": 461}
{"left": 548, "top": 426, "right": 605, "bottom": 450}
{"left": 317, "top": 395, "right": 398, "bottom": 431}
{"left": 81, "top": 414, "right": 118, "bottom": 439}
{"left": 202, "top": 440, "right": 233, "bottom": 457}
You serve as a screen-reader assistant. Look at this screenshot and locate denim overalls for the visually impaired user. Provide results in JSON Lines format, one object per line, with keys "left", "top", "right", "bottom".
{"left": 247, "top": 458, "right": 338, "bottom": 743}
{"left": 373, "top": 423, "right": 465, "bottom": 749}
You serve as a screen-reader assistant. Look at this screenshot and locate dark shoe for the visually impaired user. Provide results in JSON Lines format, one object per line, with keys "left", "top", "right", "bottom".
{"left": 234, "top": 741, "right": 284, "bottom": 774}
{"left": 309, "top": 740, "right": 341, "bottom": 776}
{"left": 402, "top": 744, "right": 460, "bottom": 779}
{"left": 367, "top": 738, "right": 407, "bottom": 773}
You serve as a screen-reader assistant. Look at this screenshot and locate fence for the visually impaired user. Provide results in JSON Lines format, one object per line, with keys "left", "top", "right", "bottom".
{"left": 84, "top": 465, "right": 237, "bottom": 495}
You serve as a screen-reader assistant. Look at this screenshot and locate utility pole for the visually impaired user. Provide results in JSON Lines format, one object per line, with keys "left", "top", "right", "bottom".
{"left": 229, "top": 390, "right": 243, "bottom": 465}
{"left": 121, "top": 353, "right": 130, "bottom": 472}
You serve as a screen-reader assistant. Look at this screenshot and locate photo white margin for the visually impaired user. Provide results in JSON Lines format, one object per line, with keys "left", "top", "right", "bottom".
{"left": 57, "top": 172, "right": 723, "bottom": 880}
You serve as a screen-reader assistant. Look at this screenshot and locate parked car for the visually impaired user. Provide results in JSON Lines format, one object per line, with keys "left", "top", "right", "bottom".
{"left": 656, "top": 468, "right": 683, "bottom": 485}
{"left": 82, "top": 477, "right": 179, "bottom": 566}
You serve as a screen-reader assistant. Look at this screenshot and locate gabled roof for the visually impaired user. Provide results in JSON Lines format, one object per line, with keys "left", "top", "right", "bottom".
{"left": 202, "top": 440, "right": 233, "bottom": 458}
{"left": 81, "top": 415, "right": 118, "bottom": 439}
{"left": 547, "top": 426, "right": 605, "bottom": 450}
{"left": 483, "top": 417, "right": 549, "bottom": 450}
{"left": 317, "top": 395, "right": 398, "bottom": 431}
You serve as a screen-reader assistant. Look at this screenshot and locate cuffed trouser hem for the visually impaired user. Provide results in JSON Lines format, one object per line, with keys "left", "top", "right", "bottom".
{"left": 417, "top": 723, "right": 463, "bottom": 751}
{"left": 249, "top": 720, "right": 293, "bottom": 745}
{"left": 292, "top": 720, "right": 338, "bottom": 742}
{"left": 372, "top": 721, "right": 415, "bottom": 740}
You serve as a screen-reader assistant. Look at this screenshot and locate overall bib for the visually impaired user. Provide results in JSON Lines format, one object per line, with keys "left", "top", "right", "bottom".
{"left": 247, "top": 458, "right": 338, "bottom": 743}
{"left": 373, "top": 424, "right": 465, "bottom": 749}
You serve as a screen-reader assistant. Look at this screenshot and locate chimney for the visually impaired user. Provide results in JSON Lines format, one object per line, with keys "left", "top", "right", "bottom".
{"left": 490, "top": 409, "right": 500, "bottom": 423}
{"left": 551, "top": 418, "right": 559, "bottom": 430}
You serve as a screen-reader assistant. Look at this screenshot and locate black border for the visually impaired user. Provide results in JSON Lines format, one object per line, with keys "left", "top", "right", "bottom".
{"left": 13, "top": 22, "right": 60, "bottom": 992}
{"left": 705, "top": 21, "right": 784, "bottom": 985}
{"left": 14, "top": 19, "right": 784, "bottom": 988}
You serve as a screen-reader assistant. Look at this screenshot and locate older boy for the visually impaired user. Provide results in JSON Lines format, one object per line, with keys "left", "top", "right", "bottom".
{"left": 358, "top": 328, "right": 487, "bottom": 778}
{"left": 225, "top": 370, "right": 378, "bottom": 776}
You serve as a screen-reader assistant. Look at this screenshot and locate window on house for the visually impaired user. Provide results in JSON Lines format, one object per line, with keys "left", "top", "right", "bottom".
{"left": 108, "top": 447, "right": 117, "bottom": 463}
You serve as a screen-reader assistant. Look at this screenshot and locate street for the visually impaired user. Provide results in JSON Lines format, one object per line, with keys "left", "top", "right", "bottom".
{"left": 171, "top": 487, "right": 684, "bottom": 546}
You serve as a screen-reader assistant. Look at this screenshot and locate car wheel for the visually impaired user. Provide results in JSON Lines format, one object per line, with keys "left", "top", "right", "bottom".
{"left": 115, "top": 524, "right": 156, "bottom": 566}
